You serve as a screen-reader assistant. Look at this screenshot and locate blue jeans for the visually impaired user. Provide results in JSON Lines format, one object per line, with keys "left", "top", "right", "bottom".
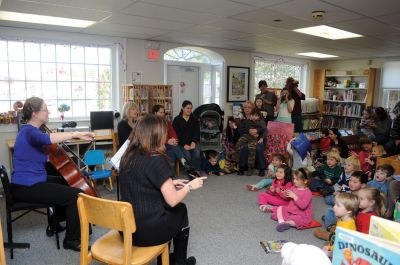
{"left": 291, "top": 114, "right": 303, "bottom": 133}
{"left": 324, "top": 194, "right": 335, "bottom": 206}
{"left": 239, "top": 143, "right": 266, "bottom": 169}
{"left": 180, "top": 145, "right": 201, "bottom": 170}
{"left": 166, "top": 144, "right": 184, "bottom": 161}
{"left": 310, "top": 178, "right": 335, "bottom": 194}
{"left": 324, "top": 207, "right": 336, "bottom": 229}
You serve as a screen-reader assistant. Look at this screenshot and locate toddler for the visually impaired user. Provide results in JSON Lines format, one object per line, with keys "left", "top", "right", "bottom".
{"left": 356, "top": 186, "right": 386, "bottom": 233}
{"left": 245, "top": 154, "right": 286, "bottom": 191}
{"left": 265, "top": 168, "right": 313, "bottom": 232}
{"left": 201, "top": 151, "right": 225, "bottom": 176}
{"left": 367, "top": 164, "right": 394, "bottom": 196}
{"left": 322, "top": 192, "right": 359, "bottom": 257}
{"left": 258, "top": 165, "right": 293, "bottom": 209}
{"left": 330, "top": 145, "right": 345, "bottom": 167}
{"left": 325, "top": 156, "right": 361, "bottom": 206}
{"left": 349, "top": 138, "right": 372, "bottom": 173}
{"left": 365, "top": 145, "right": 386, "bottom": 178}
{"left": 310, "top": 151, "right": 342, "bottom": 196}
{"left": 315, "top": 171, "right": 368, "bottom": 240}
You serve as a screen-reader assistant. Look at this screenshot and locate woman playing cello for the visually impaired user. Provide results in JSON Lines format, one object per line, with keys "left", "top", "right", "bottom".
{"left": 10, "top": 97, "right": 94, "bottom": 251}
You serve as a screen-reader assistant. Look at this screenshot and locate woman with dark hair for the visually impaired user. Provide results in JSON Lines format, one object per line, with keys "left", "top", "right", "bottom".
{"left": 152, "top": 104, "right": 192, "bottom": 171}
{"left": 119, "top": 114, "right": 206, "bottom": 265}
{"left": 371, "top": 107, "right": 392, "bottom": 145}
{"left": 117, "top": 101, "right": 139, "bottom": 147}
{"left": 11, "top": 97, "right": 95, "bottom": 251}
{"left": 286, "top": 78, "right": 305, "bottom": 132}
{"left": 222, "top": 116, "right": 240, "bottom": 161}
{"left": 173, "top": 100, "right": 201, "bottom": 171}
{"left": 328, "top": 128, "right": 350, "bottom": 158}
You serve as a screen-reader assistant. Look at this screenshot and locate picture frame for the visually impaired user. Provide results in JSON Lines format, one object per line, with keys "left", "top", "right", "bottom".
{"left": 227, "top": 66, "right": 250, "bottom": 102}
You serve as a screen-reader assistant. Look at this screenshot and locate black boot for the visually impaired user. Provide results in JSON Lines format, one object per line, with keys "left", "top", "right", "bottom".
{"left": 173, "top": 227, "right": 196, "bottom": 265}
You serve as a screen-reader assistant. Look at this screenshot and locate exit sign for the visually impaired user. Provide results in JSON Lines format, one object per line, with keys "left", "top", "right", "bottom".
{"left": 147, "top": 49, "right": 159, "bottom": 61}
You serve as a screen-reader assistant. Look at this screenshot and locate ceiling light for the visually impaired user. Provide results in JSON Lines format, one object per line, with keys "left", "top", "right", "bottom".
{"left": 0, "top": 11, "right": 95, "bottom": 28}
{"left": 297, "top": 52, "right": 338, "bottom": 58}
{"left": 293, "top": 25, "right": 362, "bottom": 40}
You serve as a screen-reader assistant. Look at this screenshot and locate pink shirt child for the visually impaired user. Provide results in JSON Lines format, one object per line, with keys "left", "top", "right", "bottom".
{"left": 258, "top": 179, "right": 293, "bottom": 206}
{"left": 271, "top": 186, "right": 313, "bottom": 228}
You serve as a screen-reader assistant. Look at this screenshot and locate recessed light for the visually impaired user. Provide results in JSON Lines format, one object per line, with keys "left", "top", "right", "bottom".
{"left": 0, "top": 11, "right": 95, "bottom": 28}
{"left": 293, "top": 25, "right": 362, "bottom": 40}
{"left": 297, "top": 52, "right": 338, "bottom": 58}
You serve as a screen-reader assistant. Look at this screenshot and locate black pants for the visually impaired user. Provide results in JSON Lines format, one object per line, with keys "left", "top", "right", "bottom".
{"left": 10, "top": 176, "right": 82, "bottom": 241}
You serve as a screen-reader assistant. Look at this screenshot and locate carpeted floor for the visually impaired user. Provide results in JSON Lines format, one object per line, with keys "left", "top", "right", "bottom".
{"left": 1, "top": 173, "right": 328, "bottom": 265}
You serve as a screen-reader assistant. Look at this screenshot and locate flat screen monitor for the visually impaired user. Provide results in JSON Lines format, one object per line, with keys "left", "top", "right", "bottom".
{"left": 90, "top": 111, "right": 114, "bottom": 131}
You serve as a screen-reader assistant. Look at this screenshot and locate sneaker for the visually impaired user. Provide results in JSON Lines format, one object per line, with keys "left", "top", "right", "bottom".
{"left": 257, "top": 169, "right": 265, "bottom": 177}
{"left": 276, "top": 222, "right": 291, "bottom": 232}
{"left": 313, "top": 228, "right": 330, "bottom": 241}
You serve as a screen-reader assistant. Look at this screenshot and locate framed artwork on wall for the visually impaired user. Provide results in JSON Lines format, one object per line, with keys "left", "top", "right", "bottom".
{"left": 227, "top": 66, "right": 250, "bottom": 102}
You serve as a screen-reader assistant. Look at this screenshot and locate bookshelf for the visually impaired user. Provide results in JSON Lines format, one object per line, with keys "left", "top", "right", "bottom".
{"left": 122, "top": 84, "right": 173, "bottom": 120}
{"left": 313, "top": 68, "right": 376, "bottom": 130}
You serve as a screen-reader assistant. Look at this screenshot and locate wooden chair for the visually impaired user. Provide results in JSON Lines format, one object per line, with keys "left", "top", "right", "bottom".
{"left": 77, "top": 193, "right": 169, "bottom": 265}
{"left": 0, "top": 217, "right": 7, "bottom": 265}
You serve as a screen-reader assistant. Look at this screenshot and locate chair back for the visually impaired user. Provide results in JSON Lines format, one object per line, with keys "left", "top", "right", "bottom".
{"left": 77, "top": 193, "right": 136, "bottom": 265}
{"left": 0, "top": 165, "right": 14, "bottom": 211}
{"left": 83, "top": 150, "right": 107, "bottom": 166}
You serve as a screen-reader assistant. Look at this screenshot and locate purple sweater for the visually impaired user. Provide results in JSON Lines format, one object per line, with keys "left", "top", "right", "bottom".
{"left": 11, "top": 124, "right": 51, "bottom": 186}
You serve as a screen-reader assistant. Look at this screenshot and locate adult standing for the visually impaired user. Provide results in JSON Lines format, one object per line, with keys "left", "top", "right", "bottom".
{"left": 119, "top": 114, "right": 206, "bottom": 265}
{"left": 385, "top": 101, "right": 400, "bottom": 156}
{"left": 10, "top": 97, "right": 95, "bottom": 251}
{"left": 256, "top": 80, "right": 277, "bottom": 124}
{"left": 370, "top": 107, "right": 392, "bottom": 145}
{"left": 173, "top": 100, "right": 201, "bottom": 171}
{"left": 287, "top": 78, "right": 305, "bottom": 132}
{"left": 117, "top": 101, "right": 139, "bottom": 147}
{"left": 276, "top": 88, "right": 294, "bottom": 123}
{"left": 328, "top": 128, "right": 349, "bottom": 158}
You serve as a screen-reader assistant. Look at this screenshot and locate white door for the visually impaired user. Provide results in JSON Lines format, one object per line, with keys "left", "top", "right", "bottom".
{"left": 167, "top": 65, "right": 200, "bottom": 117}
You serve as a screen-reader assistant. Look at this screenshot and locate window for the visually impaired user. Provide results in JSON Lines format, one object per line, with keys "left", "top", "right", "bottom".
{"left": 164, "top": 47, "right": 211, "bottom": 63}
{"left": 0, "top": 40, "right": 112, "bottom": 119}
{"left": 254, "top": 58, "right": 305, "bottom": 97}
{"left": 382, "top": 61, "right": 400, "bottom": 110}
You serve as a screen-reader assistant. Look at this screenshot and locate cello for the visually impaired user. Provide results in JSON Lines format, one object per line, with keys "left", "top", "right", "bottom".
{"left": 41, "top": 125, "right": 99, "bottom": 197}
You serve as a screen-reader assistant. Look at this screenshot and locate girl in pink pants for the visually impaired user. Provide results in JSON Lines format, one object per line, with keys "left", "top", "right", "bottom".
{"left": 258, "top": 165, "right": 293, "bottom": 210}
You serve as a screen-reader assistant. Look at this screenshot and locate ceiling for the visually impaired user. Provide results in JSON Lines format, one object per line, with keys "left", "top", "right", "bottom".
{"left": 1, "top": 0, "right": 400, "bottom": 60}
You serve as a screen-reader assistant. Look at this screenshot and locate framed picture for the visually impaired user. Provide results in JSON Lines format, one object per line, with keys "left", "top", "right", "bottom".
{"left": 227, "top": 66, "right": 250, "bottom": 102}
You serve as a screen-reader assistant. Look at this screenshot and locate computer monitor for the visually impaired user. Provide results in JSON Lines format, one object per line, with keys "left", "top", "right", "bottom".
{"left": 90, "top": 111, "right": 114, "bottom": 131}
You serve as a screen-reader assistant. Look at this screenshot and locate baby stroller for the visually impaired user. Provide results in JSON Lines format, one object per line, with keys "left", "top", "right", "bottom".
{"left": 199, "top": 110, "right": 221, "bottom": 152}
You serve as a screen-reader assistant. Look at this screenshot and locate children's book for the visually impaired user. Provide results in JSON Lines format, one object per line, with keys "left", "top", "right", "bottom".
{"left": 260, "top": 240, "right": 288, "bottom": 254}
{"left": 368, "top": 216, "right": 400, "bottom": 243}
{"left": 332, "top": 227, "right": 400, "bottom": 265}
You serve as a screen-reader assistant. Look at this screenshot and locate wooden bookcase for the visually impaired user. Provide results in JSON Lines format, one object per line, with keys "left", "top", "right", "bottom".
{"left": 122, "top": 84, "right": 173, "bottom": 120}
{"left": 313, "top": 68, "right": 376, "bottom": 130}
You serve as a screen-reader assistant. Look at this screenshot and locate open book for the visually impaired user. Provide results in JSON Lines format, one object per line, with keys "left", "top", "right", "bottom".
{"left": 109, "top": 140, "right": 130, "bottom": 171}
{"left": 332, "top": 227, "right": 400, "bottom": 265}
{"left": 368, "top": 216, "right": 400, "bottom": 244}
{"left": 260, "top": 240, "right": 288, "bottom": 254}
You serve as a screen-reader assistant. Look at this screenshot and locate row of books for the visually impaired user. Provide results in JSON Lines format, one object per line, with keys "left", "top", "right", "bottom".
{"left": 151, "top": 88, "right": 172, "bottom": 98}
{"left": 323, "top": 102, "right": 364, "bottom": 117}
{"left": 301, "top": 98, "right": 319, "bottom": 113}
{"left": 324, "top": 89, "right": 366, "bottom": 102}
{"left": 128, "top": 88, "right": 149, "bottom": 99}
{"left": 332, "top": 216, "right": 400, "bottom": 265}
{"left": 303, "top": 118, "right": 321, "bottom": 130}
{"left": 322, "top": 116, "right": 360, "bottom": 130}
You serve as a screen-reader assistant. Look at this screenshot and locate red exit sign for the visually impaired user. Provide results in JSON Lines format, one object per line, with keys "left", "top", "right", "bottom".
{"left": 147, "top": 49, "right": 159, "bottom": 61}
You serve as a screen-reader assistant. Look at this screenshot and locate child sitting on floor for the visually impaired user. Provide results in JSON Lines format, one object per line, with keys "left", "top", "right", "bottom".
{"left": 286, "top": 137, "right": 312, "bottom": 170}
{"left": 330, "top": 145, "right": 345, "bottom": 167}
{"left": 324, "top": 156, "right": 361, "bottom": 206}
{"left": 258, "top": 165, "right": 293, "bottom": 209}
{"left": 310, "top": 151, "right": 342, "bottom": 196}
{"left": 315, "top": 171, "right": 368, "bottom": 241}
{"left": 319, "top": 128, "right": 332, "bottom": 157}
{"left": 367, "top": 164, "right": 394, "bottom": 196}
{"left": 349, "top": 138, "right": 373, "bottom": 173}
{"left": 322, "top": 192, "right": 359, "bottom": 258}
{"left": 201, "top": 151, "right": 225, "bottom": 176}
{"left": 245, "top": 153, "right": 286, "bottom": 191}
{"left": 263, "top": 168, "right": 313, "bottom": 232}
{"left": 356, "top": 186, "right": 386, "bottom": 234}
{"left": 365, "top": 145, "right": 386, "bottom": 179}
